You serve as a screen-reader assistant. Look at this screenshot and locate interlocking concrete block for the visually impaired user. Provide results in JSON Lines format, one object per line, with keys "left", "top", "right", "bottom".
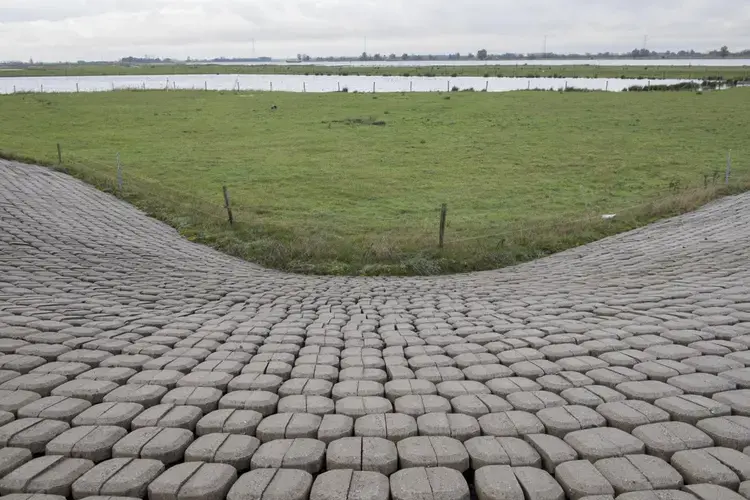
{"left": 417, "top": 413, "right": 480, "bottom": 442}
{"left": 586, "top": 368, "right": 648, "bottom": 389}
{"left": 146, "top": 462, "right": 237, "bottom": 500}
{"left": 616, "top": 491, "right": 699, "bottom": 500}
{"left": 474, "top": 464, "right": 524, "bottom": 500}
{"left": 555, "top": 460, "right": 615, "bottom": 500}
{"left": 564, "top": 427, "right": 646, "bottom": 461}
{"left": 683, "top": 484, "right": 747, "bottom": 500}
{"left": 464, "top": 436, "right": 542, "bottom": 469}
{"left": 632, "top": 422, "right": 714, "bottom": 460}
{"left": 478, "top": 411, "right": 545, "bottom": 437}
{"left": 450, "top": 394, "right": 513, "bottom": 418}
{"left": 277, "top": 395, "right": 334, "bottom": 415}
{"left": 196, "top": 409, "right": 263, "bottom": 436}
{"left": 52, "top": 380, "right": 118, "bottom": 404}
{"left": 561, "top": 386, "right": 626, "bottom": 408}
{"left": 45, "top": 425, "right": 127, "bottom": 462}
{"left": 71, "top": 402, "right": 144, "bottom": 429}
{"left": 71, "top": 458, "right": 165, "bottom": 499}
{"left": 256, "top": 413, "right": 321, "bottom": 442}
{"left": 537, "top": 405, "right": 607, "bottom": 438}
{"left": 616, "top": 381, "right": 684, "bottom": 403}
{"left": 336, "top": 396, "right": 394, "bottom": 418}
{"left": 327, "top": 436, "right": 398, "bottom": 475}
{"left": 714, "top": 390, "right": 750, "bottom": 417}
{"left": 0, "top": 389, "right": 42, "bottom": 414}
{"left": 127, "top": 370, "right": 183, "bottom": 390}
{"left": 226, "top": 468, "right": 313, "bottom": 500}
{"left": 130, "top": 404, "right": 202, "bottom": 431}
{"left": 654, "top": 395, "right": 731, "bottom": 424}
{"left": 396, "top": 436, "right": 469, "bottom": 472}
{"left": 507, "top": 391, "right": 567, "bottom": 413}
{"left": 278, "top": 378, "right": 333, "bottom": 398}
{"left": 227, "top": 373, "right": 284, "bottom": 393}
{"left": 250, "top": 438, "right": 326, "bottom": 474}
{"left": 524, "top": 433, "right": 579, "bottom": 473}
{"left": 354, "top": 413, "right": 416, "bottom": 442}
{"left": 0, "top": 455, "right": 93, "bottom": 497}
{"left": 77, "top": 367, "right": 137, "bottom": 385}
{"left": 696, "top": 417, "right": 750, "bottom": 450}
{"left": 0, "top": 447, "right": 32, "bottom": 478}
{"left": 112, "top": 427, "right": 194, "bottom": 465}
{"left": 0, "top": 417, "right": 70, "bottom": 453}
{"left": 311, "top": 469, "right": 390, "bottom": 500}
{"left": 17, "top": 395, "right": 92, "bottom": 423}
{"left": 594, "top": 455, "right": 683, "bottom": 494}
{"left": 597, "top": 400, "right": 671, "bottom": 433}
{"left": 671, "top": 447, "right": 750, "bottom": 489}
{"left": 162, "top": 387, "right": 223, "bottom": 413}
{"left": 0, "top": 373, "right": 67, "bottom": 397}
{"left": 184, "top": 433, "right": 260, "bottom": 471}
{"left": 103, "top": 384, "right": 168, "bottom": 408}
{"left": 317, "top": 414, "right": 354, "bottom": 444}
{"left": 668, "top": 373, "right": 737, "bottom": 397}
{"left": 390, "top": 467, "right": 469, "bottom": 500}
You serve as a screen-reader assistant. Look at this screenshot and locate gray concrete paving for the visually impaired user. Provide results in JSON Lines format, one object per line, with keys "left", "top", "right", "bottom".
{"left": 3, "top": 159, "right": 750, "bottom": 499}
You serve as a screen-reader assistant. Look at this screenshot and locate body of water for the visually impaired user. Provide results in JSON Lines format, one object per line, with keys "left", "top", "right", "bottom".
{"left": 0, "top": 74, "right": 696, "bottom": 95}
{"left": 208, "top": 58, "right": 750, "bottom": 67}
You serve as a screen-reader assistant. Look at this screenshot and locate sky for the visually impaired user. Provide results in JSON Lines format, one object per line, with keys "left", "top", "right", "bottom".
{"left": 1, "top": 0, "right": 749, "bottom": 62}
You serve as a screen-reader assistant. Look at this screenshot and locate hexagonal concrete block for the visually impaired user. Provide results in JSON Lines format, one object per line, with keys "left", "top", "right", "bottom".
{"left": 130, "top": 404, "right": 202, "bottom": 431}
{"left": 671, "top": 447, "right": 750, "bottom": 490}
{"left": 564, "top": 427, "right": 646, "bottom": 461}
{"left": 696, "top": 416, "right": 750, "bottom": 450}
{"left": 17, "top": 396, "right": 92, "bottom": 423}
{"left": 555, "top": 460, "right": 615, "bottom": 500}
{"left": 594, "top": 455, "right": 683, "bottom": 494}
{"left": 0, "top": 417, "right": 70, "bottom": 453}
{"left": 654, "top": 395, "right": 731, "bottom": 424}
{"left": 597, "top": 400, "right": 671, "bottom": 433}
{"left": 537, "top": 405, "right": 607, "bottom": 438}
{"left": 71, "top": 402, "right": 144, "bottom": 429}
{"left": 524, "top": 433, "right": 579, "bottom": 473}
{"left": 196, "top": 409, "right": 263, "bottom": 436}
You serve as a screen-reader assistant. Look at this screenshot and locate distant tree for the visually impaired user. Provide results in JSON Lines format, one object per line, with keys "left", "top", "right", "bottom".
{"left": 360, "top": 52, "right": 369, "bottom": 61}
{"left": 302, "top": 54, "right": 311, "bottom": 62}
{"left": 388, "top": 53, "right": 397, "bottom": 60}
{"left": 297, "top": 54, "right": 302, "bottom": 61}
{"left": 477, "top": 49, "right": 488, "bottom": 60}
{"left": 720, "top": 45, "right": 730, "bottom": 57}
{"left": 401, "top": 53, "right": 409, "bottom": 60}
{"left": 373, "top": 53, "right": 382, "bottom": 61}
{"left": 468, "top": 52, "right": 475, "bottom": 59}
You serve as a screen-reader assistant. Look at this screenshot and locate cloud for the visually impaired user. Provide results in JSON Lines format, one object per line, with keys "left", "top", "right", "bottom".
{"left": 0, "top": 0, "right": 748, "bottom": 61}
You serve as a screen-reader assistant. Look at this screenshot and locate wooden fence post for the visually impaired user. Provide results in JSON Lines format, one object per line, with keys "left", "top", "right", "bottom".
{"left": 439, "top": 203, "right": 447, "bottom": 248}
{"left": 223, "top": 186, "right": 234, "bottom": 225}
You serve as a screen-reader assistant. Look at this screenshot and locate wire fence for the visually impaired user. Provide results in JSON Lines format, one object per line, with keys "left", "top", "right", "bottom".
{"left": 1, "top": 140, "right": 746, "bottom": 256}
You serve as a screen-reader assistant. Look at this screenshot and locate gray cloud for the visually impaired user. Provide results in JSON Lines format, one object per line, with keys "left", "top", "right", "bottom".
{"left": 0, "top": 0, "right": 748, "bottom": 61}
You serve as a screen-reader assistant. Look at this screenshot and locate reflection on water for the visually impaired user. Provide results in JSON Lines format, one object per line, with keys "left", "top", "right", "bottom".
{"left": 0, "top": 74, "right": 698, "bottom": 94}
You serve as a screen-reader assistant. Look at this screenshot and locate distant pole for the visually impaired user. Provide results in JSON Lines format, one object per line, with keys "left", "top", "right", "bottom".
{"left": 142, "top": 82, "right": 145, "bottom": 90}
{"left": 447, "top": 80, "right": 450, "bottom": 92}
{"left": 112, "top": 82, "right": 115, "bottom": 91}
{"left": 485, "top": 81, "right": 489, "bottom": 91}
{"left": 303, "top": 82, "right": 306, "bottom": 92}
{"left": 173, "top": 81, "right": 176, "bottom": 90}
{"left": 373, "top": 81, "right": 375, "bottom": 93}
{"left": 726, "top": 150, "right": 732, "bottom": 185}
{"left": 13, "top": 85, "right": 16, "bottom": 93}
{"left": 527, "top": 80, "right": 530, "bottom": 90}
{"left": 439, "top": 204, "right": 447, "bottom": 249}
{"left": 57, "top": 143, "right": 62, "bottom": 164}
{"left": 205, "top": 81, "right": 207, "bottom": 91}
{"left": 76, "top": 82, "right": 79, "bottom": 92}
{"left": 270, "top": 82, "right": 273, "bottom": 91}
{"left": 41, "top": 83, "right": 44, "bottom": 92}
{"left": 410, "top": 81, "right": 413, "bottom": 92}
{"left": 223, "top": 186, "right": 234, "bottom": 225}
{"left": 605, "top": 80, "right": 609, "bottom": 91}
{"left": 116, "top": 153, "right": 123, "bottom": 193}
{"left": 338, "top": 82, "right": 340, "bottom": 91}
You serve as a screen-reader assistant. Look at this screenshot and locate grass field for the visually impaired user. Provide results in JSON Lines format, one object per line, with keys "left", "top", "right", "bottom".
{"left": 0, "top": 89, "right": 748, "bottom": 275}
{"left": 2, "top": 63, "right": 749, "bottom": 81}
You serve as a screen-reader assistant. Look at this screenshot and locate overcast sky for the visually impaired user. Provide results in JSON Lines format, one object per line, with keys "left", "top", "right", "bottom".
{"left": 1, "top": 0, "right": 749, "bottom": 62}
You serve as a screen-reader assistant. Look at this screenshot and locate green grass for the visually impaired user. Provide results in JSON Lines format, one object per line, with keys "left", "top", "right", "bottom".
{"left": 0, "top": 89, "right": 748, "bottom": 275}
{"left": 2, "top": 63, "right": 750, "bottom": 81}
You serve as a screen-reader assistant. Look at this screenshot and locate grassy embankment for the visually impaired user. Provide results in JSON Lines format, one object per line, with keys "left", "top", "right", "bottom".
{"left": 1, "top": 63, "right": 749, "bottom": 81}
{"left": 0, "top": 89, "right": 748, "bottom": 275}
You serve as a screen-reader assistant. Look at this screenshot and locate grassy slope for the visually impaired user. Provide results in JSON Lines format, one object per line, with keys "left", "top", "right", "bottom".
{"left": 0, "top": 89, "right": 748, "bottom": 275}
{"left": 1, "top": 63, "right": 749, "bottom": 80}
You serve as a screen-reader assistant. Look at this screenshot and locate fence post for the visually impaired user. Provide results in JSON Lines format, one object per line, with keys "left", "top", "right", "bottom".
{"left": 373, "top": 82, "right": 375, "bottom": 93}
{"left": 485, "top": 80, "right": 489, "bottom": 91}
{"left": 303, "top": 82, "right": 306, "bottom": 92}
{"left": 223, "top": 186, "right": 234, "bottom": 225}
{"left": 338, "top": 82, "right": 340, "bottom": 91}
{"left": 410, "top": 81, "right": 413, "bottom": 92}
{"left": 205, "top": 81, "right": 207, "bottom": 91}
{"left": 605, "top": 80, "right": 609, "bottom": 91}
{"left": 439, "top": 203, "right": 447, "bottom": 249}
{"left": 57, "top": 143, "right": 62, "bottom": 164}
{"left": 76, "top": 82, "right": 79, "bottom": 92}
{"left": 116, "top": 153, "right": 123, "bottom": 193}
{"left": 726, "top": 150, "right": 732, "bottom": 185}
{"left": 447, "top": 80, "right": 450, "bottom": 92}
{"left": 270, "top": 82, "right": 273, "bottom": 91}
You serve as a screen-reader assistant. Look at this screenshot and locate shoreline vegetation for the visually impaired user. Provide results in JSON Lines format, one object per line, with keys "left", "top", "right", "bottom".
{"left": 1, "top": 63, "right": 749, "bottom": 82}
{"left": 1, "top": 88, "right": 748, "bottom": 276}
